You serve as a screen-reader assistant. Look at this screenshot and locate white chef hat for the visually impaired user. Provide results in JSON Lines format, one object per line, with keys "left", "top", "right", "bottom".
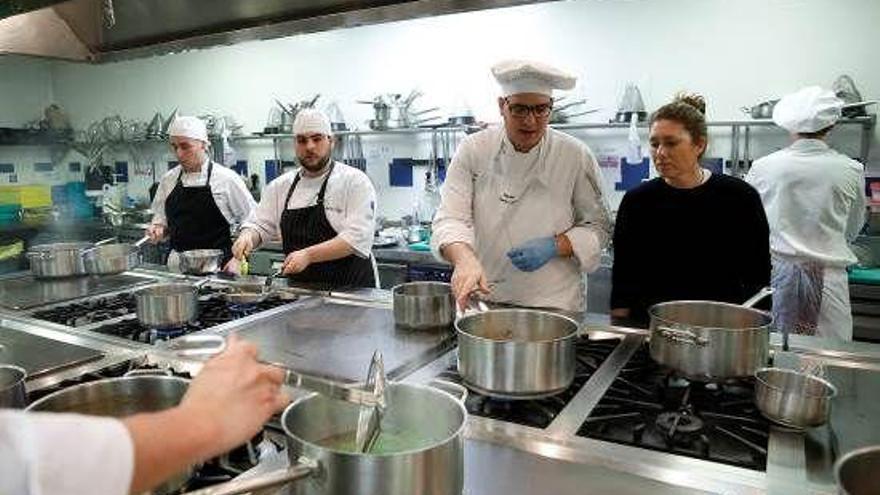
{"left": 491, "top": 59, "right": 577, "bottom": 97}
{"left": 293, "top": 108, "right": 332, "bottom": 136}
{"left": 772, "top": 86, "right": 843, "bottom": 133}
{"left": 168, "top": 116, "right": 208, "bottom": 142}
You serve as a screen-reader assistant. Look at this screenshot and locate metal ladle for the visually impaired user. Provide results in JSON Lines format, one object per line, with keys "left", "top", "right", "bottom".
{"left": 355, "top": 351, "right": 386, "bottom": 453}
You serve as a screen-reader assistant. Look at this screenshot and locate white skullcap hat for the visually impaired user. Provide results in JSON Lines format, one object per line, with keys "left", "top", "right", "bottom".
{"left": 168, "top": 116, "right": 208, "bottom": 142}
{"left": 491, "top": 59, "right": 577, "bottom": 97}
{"left": 772, "top": 86, "right": 843, "bottom": 133}
{"left": 293, "top": 108, "right": 332, "bottom": 136}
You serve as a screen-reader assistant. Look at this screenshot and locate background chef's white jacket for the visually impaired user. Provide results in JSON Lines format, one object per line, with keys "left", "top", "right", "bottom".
{"left": 431, "top": 126, "right": 612, "bottom": 311}
{"left": 746, "top": 139, "right": 866, "bottom": 267}
{"left": 150, "top": 158, "right": 257, "bottom": 230}
{"left": 0, "top": 411, "right": 133, "bottom": 495}
{"left": 242, "top": 162, "right": 377, "bottom": 258}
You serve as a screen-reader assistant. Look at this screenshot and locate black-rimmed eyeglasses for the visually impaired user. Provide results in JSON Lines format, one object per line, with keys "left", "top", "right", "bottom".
{"left": 504, "top": 98, "right": 553, "bottom": 119}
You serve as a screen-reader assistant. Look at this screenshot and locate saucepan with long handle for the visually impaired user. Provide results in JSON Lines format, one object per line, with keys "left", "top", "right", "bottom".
{"left": 172, "top": 335, "right": 467, "bottom": 495}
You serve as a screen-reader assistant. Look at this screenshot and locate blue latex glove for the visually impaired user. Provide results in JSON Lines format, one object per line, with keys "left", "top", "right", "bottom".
{"left": 507, "top": 236, "right": 557, "bottom": 272}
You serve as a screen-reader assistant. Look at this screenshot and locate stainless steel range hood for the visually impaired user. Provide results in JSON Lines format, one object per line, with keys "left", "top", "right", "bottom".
{"left": 0, "top": 0, "right": 555, "bottom": 63}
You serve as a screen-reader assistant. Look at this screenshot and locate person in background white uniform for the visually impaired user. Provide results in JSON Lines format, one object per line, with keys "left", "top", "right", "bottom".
{"left": 0, "top": 336, "right": 288, "bottom": 495}
{"left": 231, "top": 109, "right": 377, "bottom": 288}
{"left": 431, "top": 59, "right": 612, "bottom": 311}
{"left": 146, "top": 116, "right": 257, "bottom": 269}
{"left": 746, "top": 86, "right": 867, "bottom": 341}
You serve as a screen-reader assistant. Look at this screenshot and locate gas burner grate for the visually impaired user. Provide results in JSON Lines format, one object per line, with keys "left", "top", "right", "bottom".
{"left": 32, "top": 293, "right": 137, "bottom": 327}
{"left": 88, "top": 293, "right": 293, "bottom": 343}
{"left": 437, "top": 338, "right": 621, "bottom": 429}
{"left": 577, "top": 344, "right": 770, "bottom": 471}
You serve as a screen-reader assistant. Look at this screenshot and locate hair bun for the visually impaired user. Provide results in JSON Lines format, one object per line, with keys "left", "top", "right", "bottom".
{"left": 673, "top": 92, "right": 706, "bottom": 115}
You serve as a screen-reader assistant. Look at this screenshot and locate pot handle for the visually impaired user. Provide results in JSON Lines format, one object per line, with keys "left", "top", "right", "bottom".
{"left": 429, "top": 379, "right": 468, "bottom": 404}
{"left": 178, "top": 461, "right": 316, "bottom": 495}
{"left": 455, "top": 298, "right": 489, "bottom": 320}
{"left": 742, "top": 286, "right": 774, "bottom": 308}
{"left": 124, "top": 368, "right": 173, "bottom": 377}
{"left": 26, "top": 251, "right": 53, "bottom": 260}
{"left": 163, "top": 334, "right": 227, "bottom": 357}
{"left": 657, "top": 326, "right": 708, "bottom": 347}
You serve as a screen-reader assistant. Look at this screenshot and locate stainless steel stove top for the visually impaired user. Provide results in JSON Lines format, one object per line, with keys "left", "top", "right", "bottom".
{"left": 0, "top": 272, "right": 156, "bottom": 310}
{"left": 27, "top": 283, "right": 297, "bottom": 345}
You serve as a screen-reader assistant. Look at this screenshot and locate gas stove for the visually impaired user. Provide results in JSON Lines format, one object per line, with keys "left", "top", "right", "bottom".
{"left": 26, "top": 361, "right": 275, "bottom": 493}
{"left": 29, "top": 285, "right": 295, "bottom": 344}
{"left": 435, "top": 338, "right": 620, "bottom": 429}
{"left": 576, "top": 343, "right": 770, "bottom": 471}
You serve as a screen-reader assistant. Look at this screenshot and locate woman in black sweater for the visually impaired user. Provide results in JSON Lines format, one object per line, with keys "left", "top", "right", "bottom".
{"left": 610, "top": 94, "right": 770, "bottom": 324}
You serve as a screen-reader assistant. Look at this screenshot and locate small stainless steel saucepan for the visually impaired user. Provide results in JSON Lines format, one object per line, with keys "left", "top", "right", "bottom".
{"left": 754, "top": 366, "right": 837, "bottom": 429}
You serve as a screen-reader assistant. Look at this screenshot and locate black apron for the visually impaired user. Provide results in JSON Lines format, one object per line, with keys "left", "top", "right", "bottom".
{"left": 280, "top": 163, "right": 375, "bottom": 288}
{"left": 165, "top": 161, "right": 233, "bottom": 264}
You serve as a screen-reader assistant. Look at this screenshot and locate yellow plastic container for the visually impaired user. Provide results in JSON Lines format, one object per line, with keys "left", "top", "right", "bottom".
{"left": 0, "top": 186, "right": 52, "bottom": 208}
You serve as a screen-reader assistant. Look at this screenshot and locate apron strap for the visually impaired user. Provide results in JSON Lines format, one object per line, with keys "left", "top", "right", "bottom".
{"left": 283, "top": 162, "right": 335, "bottom": 209}
{"left": 176, "top": 161, "right": 214, "bottom": 187}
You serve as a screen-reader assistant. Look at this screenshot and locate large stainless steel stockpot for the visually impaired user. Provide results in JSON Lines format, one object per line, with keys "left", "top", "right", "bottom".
{"left": 27, "top": 374, "right": 191, "bottom": 494}
{"left": 392, "top": 282, "right": 455, "bottom": 330}
{"left": 456, "top": 308, "right": 578, "bottom": 399}
{"left": 754, "top": 367, "right": 837, "bottom": 429}
{"left": 648, "top": 300, "right": 772, "bottom": 380}
{"left": 26, "top": 242, "right": 93, "bottom": 278}
{"left": 135, "top": 283, "right": 199, "bottom": 329}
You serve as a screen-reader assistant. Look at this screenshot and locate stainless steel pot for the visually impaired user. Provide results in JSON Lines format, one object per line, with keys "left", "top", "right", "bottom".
{"left": 27, "top": 373, "right": 191, "bottom": 494}
{"left": 179, "top": 249, "right": 224, "bottom": 275}
{"left": 0, "top": 364, "right": 27, "bottom": 408}
{"left": 835, "top": 445, "right": 880, "bottom": 495}
{"left": 135, "top": 283, "right": 199, "bottom": 329}
{"left": 392, "top": 282, "right": 454, "bottom": 330}
{"left": 182, "top": 381, "right": 466, "bottom": 495}
{"left": 456, "top": 308, "right": 578, "bottom": 399}
{"left": 648, "top": 289, "right": 773, "bottom": 381}
{"left": 754, "top": 367, "right": 837, "bottom": 429}
{"left": 83, "top": 243, "right": 141, "bottom": 275}
{"left": 26, "top": 242, "right": 93, "bottom": 278}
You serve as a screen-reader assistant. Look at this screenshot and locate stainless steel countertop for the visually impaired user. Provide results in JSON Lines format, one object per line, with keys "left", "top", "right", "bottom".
{"left": 254, "top": 240, "right": 449, "bottom": 266}
{"left": 0, "top": 271, "right": 157, "bottom": 310}
{"left": 4, "top": 280, "right": 880, "bottom": 494}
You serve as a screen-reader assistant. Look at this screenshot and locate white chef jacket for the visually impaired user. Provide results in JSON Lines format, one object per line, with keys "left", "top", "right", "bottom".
{"left": 242, "top": 162, "right": 377, "bottom": 258}
{"left": 432, "top": 126, "right": 612, "bottom": 311}
{"left": 0, "top": 411, "right": 134, "bottom": 495}
{"left": 745, "top": 139, "right": 866, "bottom": 267}
{"left": 150, "top": 158, "right": 257, "bottom": 231}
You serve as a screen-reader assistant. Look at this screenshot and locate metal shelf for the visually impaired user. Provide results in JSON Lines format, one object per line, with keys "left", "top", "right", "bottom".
{"left": 231, "top": 126, "right": 469, "bottom": 140}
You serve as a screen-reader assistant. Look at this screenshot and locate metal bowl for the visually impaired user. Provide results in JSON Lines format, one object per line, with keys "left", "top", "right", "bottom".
{"left": 754, "top": 367, "right": 837, "bottom": 429}
{"left": 835, "top": 445, "right": 880, "bottom": 495}
{"left": 179, "top": 249, "right": 223, "bottom": 274}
